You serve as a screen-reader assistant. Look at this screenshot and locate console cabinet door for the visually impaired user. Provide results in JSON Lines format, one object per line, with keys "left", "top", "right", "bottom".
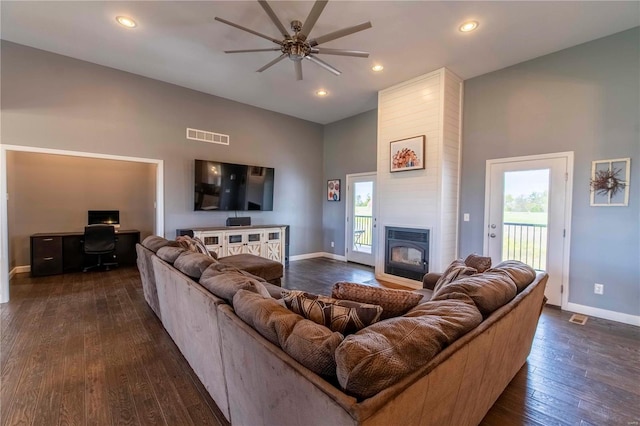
{"left": 244, "top": 232, "right": 262, "bottom": 256}
{"left": 226, "top": 233, "right": 245, "bottom": 256}
{"left": 226, "top": 231, "right": 262, "bottom": 256}
{"left": 262, "top": 230, "right": 283, "bottom": 262}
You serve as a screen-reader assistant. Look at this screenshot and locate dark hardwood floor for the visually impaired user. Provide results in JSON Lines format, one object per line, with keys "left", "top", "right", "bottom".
{"left": 2, "top": 259, "right": 638, "bottom": 425}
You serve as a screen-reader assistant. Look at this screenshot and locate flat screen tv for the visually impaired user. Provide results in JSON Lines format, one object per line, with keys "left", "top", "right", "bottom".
{"left": 88, "top": 210, "right": 120, "bottom": 226}
{"left": 194, "top": 159, "right": 274, "bottom": 211}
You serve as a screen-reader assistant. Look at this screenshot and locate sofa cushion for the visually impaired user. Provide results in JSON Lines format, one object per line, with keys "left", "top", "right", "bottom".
{"left": 433, "top": 259, "right": 478, "bottom": 293}
{"left": 199, "top": 264, "right": 271, "bottom": 305}
{"left": 488, "top": 260, "right": 537, "bottom": 293}
{"left": 233, "top": 290, "right": 344, "bottom": 377}
{"left": 156, "top": 246, "right": 187, "bottom": 264}
{"left": 218, "top": 253, "right": 283, "bottom": 283}
{"left": 174, "top": 251, "right": 217, "bottom": 279}
{"left": 331, "top": 282, "right": 423, "bottom": 320}
{"left": 432, "top": 272, "right": 517, "bottom": 317}
{"left": 464, "top": 253, "right": 492, "bottom": 273}
{"left": 335, "top": 294, "right": 482, "bottom": 399}
{"left": 282, "top": 290, "right": 382, "bottom": 335}
{"left": 142, "top": 235, "right": 176, "bottom": 253}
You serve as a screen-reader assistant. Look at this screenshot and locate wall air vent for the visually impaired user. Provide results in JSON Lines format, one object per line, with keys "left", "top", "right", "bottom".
{"left": 186, "top": 128, "right": 229, "bottom": 145}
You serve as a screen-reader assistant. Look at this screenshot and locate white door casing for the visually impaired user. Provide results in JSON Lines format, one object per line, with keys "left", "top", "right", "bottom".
{"left": 484, "top": 152, "right": 573, "bottom": 308}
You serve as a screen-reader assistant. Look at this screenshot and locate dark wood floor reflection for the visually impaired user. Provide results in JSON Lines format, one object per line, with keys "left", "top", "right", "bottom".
{"left": 2, "top": 260, "right": 638, "bottom": 425}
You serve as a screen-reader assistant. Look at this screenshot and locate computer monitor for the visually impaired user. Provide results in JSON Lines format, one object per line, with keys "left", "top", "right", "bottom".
{"left": 88, "top": 210, "right": 120, "bottom": 227}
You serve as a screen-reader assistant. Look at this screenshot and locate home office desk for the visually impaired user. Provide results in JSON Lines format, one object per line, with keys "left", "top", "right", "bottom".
{"left": 30, "top": 230, "right": 140, "bottom": 277}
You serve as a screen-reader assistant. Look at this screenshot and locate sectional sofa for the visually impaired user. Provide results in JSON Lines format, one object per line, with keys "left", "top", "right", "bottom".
{"left": 136, "top": 236, "right": 548, "bottom": 426}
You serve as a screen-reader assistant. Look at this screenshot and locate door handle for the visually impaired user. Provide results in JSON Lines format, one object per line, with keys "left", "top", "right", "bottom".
{"left": 491, "top": 224, "right": 497, "bottom": 229}
{"left": 490, "top": 233, "right": 496, "bottom": 238}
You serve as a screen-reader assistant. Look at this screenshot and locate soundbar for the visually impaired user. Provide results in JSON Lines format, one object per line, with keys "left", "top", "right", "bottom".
{"left": 226, "top": 217, "right": 251, "bottom": 227}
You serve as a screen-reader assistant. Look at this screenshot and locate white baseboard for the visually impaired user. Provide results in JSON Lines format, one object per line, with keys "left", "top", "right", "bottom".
{"left": 565, "top": 302, "right": 640, "bottom": 327}
{"left": 9, "top": 265, "right": 30, "bottom": 279}
{"left": 289, "top": 252, "right": 347, "bottom": 262}
{"left": 322, "top": 252, "right": 347, "bottom": 262}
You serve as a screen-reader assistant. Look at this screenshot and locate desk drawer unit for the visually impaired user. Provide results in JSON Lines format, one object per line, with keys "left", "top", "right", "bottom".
{"left": 30, "top": 236, "right": 63, "bottom": 276}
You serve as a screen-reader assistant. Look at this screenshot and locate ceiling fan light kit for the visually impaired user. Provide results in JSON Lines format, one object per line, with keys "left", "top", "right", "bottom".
{"left": 215, "top": 0, "right": 372, "bottom": 81}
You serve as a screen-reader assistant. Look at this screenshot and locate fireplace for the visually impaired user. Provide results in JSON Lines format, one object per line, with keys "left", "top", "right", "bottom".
{"left": 385, "top": 227, "right": 429, "bottom": 281}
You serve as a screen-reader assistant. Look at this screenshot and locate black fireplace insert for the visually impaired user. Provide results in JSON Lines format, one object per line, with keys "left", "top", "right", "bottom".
{"left": 385, "top": 227, "right": 430, "bottom": 281}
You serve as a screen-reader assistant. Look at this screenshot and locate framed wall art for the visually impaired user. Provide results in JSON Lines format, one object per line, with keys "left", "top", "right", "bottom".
{"left": 590, "top": 158, "right": 630, "bottom": 206}
{"left": 390, "top": 136, "right": 425, "bottom": 172}
{"left": 327, "top": 179, "right": 340, "bottom": 201}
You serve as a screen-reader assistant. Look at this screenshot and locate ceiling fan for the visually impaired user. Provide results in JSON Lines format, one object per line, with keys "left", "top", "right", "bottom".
{"left": 215, "top": 0, "right": 372, "bottom": 81}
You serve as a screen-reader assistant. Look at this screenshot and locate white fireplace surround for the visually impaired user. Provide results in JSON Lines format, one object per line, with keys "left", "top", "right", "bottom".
{"left": 374, "top": 68, "right": 463, "bottom": 288}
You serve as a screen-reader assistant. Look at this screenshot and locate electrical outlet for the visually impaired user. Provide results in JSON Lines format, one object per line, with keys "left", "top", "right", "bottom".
{"left": 594, "top": 283, "right": 604, "bottom": 295}
{"left": 463, "top": 213, "right": 470, "bottom": 222}
{"left": 331, "top": 241, "right": 334, "bottom": 248}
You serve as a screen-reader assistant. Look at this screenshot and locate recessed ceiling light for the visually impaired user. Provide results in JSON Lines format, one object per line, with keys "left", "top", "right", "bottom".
{"left": 315, "top": 89, "right": 328, "bottom": 97}
{"left": 459, "top": 21, "right": 478, "bottom": 32}
{"left": 116, "top": 16, "right": 137, "bottom": 28}
{"left": 372, "top": 65, "right": 384, "bottom": 72}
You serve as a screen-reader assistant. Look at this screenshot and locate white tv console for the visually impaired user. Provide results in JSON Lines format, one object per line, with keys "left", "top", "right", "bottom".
{"left": 176, "top": 225, "right": 288, "bottom": 265}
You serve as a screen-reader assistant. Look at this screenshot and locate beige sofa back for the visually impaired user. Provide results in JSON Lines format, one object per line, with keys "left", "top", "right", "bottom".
{"left": 152, "top": 256, "right": 231, "bottom": 422}
{"left": 136, "top": 244, "right": 161, "bottom": 319}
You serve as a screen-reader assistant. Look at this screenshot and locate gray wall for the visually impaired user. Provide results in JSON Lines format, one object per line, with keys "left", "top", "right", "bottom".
{"left": 460, "top": 28, "right": 639, "bottom": 316}
{"left": 322, "top": 109, "right": 378, "bottom": 255}
{"left": 7, "top": 152, "right": 156, "bottom": 267}
{"left": 1, "top": 41, "right": 324, "bottom": 258}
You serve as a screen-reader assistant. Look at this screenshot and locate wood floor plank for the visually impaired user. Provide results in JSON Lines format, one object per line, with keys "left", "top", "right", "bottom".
{"left": 3, "top": 261, "right": 638, "bottom": 426}
{"left": 58, "top": 279, "right": 87, "bottom": 426}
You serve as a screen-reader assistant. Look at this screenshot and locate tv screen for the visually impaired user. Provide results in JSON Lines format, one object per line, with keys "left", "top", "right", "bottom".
{"left": 88, "top": 210, "right": 120, "bottom": 225}
{"left": 194, "top": 159, "right": 274, "bottom": 211}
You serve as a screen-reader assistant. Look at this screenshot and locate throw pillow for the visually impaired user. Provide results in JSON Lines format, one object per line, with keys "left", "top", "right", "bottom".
{"left": 464, "top": 253, "right": 492, "bottom": 273}
{"left": 433, "top": 259, "right": 478, "bottom": 293}
{"left": 281, "top": 290, "right": 382, "bottom": 335}
{"left": 331, "top": 282, "right": 422, "bottom": 320}
{"left": 176, "top": 235, "right": 217, "bottom": 259}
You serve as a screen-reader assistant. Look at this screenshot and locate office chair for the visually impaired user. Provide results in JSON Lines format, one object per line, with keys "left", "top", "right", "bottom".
{"left": 82, "top": 224, "right": 118, "bottom": 272}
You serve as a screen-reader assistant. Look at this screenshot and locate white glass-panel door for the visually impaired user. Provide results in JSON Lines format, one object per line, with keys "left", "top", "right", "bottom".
{"left": 346, "top": 173, "right": 376, "bottom": 266}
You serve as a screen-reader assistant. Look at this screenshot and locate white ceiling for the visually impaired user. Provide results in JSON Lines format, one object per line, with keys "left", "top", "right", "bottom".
{"left": 1, "top": 1, "right": 638, "bottom": 124}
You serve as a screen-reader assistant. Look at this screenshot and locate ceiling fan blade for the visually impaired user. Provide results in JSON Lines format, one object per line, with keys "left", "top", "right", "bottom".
{"left": 225, "top": 48, "right": 282, "bottom": 53}
{"left": 215, "top": 17, "right": 282, "bottom": 45}
{"left": 311, "top": 48, "right": 369, "bottom": 58}
{"left": 309, "top": 22, "right": 372, "bottom": 47}
{"left": 257, "top": 53, "right": 287, "bottom": 72}
{"left": 294, "top": 60, "right": 303, "bottom": 81}
{"left": 258, "top": 0, "right": 291, "bottom": 39}
{"left": 300, "top": 0, "right": 328, "bottom": 40}
{"left": 306, "top": 55, "right": 341, "bottom": 76}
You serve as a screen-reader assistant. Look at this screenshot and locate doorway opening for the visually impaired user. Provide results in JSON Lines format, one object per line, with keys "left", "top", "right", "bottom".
{"left": 1, "top": 144, "right": 164, "bottom": 303}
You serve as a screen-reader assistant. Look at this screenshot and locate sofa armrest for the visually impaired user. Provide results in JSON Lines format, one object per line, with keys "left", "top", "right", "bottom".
{"left": 422, "top": 273, "right": 442, "bottom": 290}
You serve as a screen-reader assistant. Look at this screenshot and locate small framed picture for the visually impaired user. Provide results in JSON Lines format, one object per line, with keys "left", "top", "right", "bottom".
{"left": 390, "top": 136, "right": 425, "bottom": 172}
{"left": 327, "top": 179, "right": 340, "bottom": 201}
